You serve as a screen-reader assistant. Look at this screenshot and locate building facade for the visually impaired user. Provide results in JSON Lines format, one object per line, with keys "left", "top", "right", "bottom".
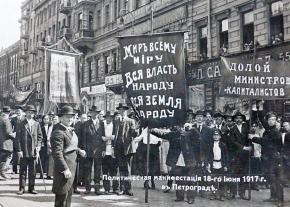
{"left": 19, "top": 0, "right": 189, "bottom": 113}
{"left": 186, "top": 0, "right": 290, "bottom": 116}
{"left": 0, "top": 41, "right": 20, "bottom": 107}
{"left": 19, "top": 0, "right": 290, "bottom": 115}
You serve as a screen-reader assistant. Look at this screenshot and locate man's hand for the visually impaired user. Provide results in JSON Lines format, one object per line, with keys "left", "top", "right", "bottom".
{"left": 248, "top": 134, "right": 254, "bottom": 139}
{"left": 63, "top": 169, "right": 72, "bottom": 179}
{"left": 36, "top": 146, "right": 41, "bottom": 152}
{"left": 17, "top": 151, "right": 23, "bottom": 158}
{"left": 243, "top": 146, "right": 252, "bottom": 151}
{"left": 78, "top": 149, "right": 86, "bottom": 158}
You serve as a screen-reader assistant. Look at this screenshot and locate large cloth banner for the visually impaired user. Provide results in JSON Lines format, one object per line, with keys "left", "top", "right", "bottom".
{"left": 220, "top": 57, "right": 290, "bottom": 99}
{"left": 118, "top": 32, "right": 186, "bottom": 126}
{"left": 49, "top": 52, "right": 80, "bottom": 103}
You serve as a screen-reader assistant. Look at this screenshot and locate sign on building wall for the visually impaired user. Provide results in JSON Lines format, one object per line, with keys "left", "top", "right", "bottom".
{"left": 118, "top": 32, "right": 186, "bottom": 126}
{"left": 220, "top": 57, "right": 290, "bottom": 99}
{"left": 48, "top": 52, "right": 80, "bottom": 103}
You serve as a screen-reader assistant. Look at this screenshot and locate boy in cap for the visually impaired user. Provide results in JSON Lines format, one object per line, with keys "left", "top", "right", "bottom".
{"left": 207, "top": 129, "right": 228, "bottom": 201}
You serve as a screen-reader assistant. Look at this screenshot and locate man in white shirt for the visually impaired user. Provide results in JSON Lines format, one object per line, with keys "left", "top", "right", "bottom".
{"left": 100, "top": 111, "right": 118, "bottom": 194}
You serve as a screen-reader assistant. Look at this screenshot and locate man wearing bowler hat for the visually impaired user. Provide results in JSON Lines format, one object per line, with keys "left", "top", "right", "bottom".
{"left": 15, "top": 105, "right": 43, "bottom": 195}
{"left": 0, "top": 106, "right": 16, "bottom": 180}
{"left": 51, "top": 105, "right": 86, "bottom": 207}
{"left": 82, "top": 105, "right": 105, "bottom": 195}
{"left": 113, "top": 103, "right": 137, "bottom": 196}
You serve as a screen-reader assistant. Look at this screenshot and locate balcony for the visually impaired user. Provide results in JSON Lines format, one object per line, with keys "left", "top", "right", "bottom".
{"left": 60, "top": 1, "right": 72, "bottom": 15}
{"left": 20, "top": 31, "right": 29, "bottom": 39}
{"left": 20, "top": 50, "right": 29, "bottom": 60}
{"left": 58, "top": 27, "right": 72, "bottom": 39}
{"left": 29, "top": 46, "right": 37, "bottom": 55}
{"left": 75, "top": 0, "right": 97, "bottom": 8}
{"left": 21, "top": 13, "right": 30, "bottom": 21}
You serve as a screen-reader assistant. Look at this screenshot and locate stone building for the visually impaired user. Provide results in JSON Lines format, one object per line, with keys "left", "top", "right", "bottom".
{"left": 0, "top": 41, "right": 20, "bottom": 107}
{"left": 186, "top": 0, "right": 290, "bottom": 116}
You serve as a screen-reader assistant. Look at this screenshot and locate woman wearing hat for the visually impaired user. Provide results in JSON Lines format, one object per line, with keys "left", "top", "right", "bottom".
{"left": 51, "top": 105, "right": 86, "bottom": 207}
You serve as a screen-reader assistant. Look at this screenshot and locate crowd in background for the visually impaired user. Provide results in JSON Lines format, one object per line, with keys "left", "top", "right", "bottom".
{"left": 0, "top": 101, "right": 289, "bottom": 207}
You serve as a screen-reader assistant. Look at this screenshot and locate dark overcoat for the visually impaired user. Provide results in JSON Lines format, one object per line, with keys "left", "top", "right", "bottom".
{"left": 0, "top": 117, "right": 14, "bottom": 152}
{"left": 51, "top": 123, "right": 78, "bottom": 195}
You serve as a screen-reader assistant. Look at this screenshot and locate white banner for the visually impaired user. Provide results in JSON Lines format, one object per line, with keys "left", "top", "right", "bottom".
{"left": 49, "top": 53, "right": 80, "bottom": 103}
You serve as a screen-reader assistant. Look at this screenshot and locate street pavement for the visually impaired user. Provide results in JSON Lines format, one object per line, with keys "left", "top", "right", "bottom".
{"left": 0, "top": 173, "right": 289, "bottom": 207}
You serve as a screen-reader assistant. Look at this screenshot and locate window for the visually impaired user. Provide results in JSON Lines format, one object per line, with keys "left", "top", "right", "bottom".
{"left": 136, "top": 0, "right": 141, "bottom": 9}
{"left": 112, "top": 53, "right": 117, "bottom": 72}
{"left": 95, "top": 58, "right": 99, "bottom": 80}
{"left": 105, "top": 56, "right": 109, "bottom": 74}
{"left": 270, "top": 1, "right": 284, "bottom": 45}
{"left": 199, "top": 26, "right": 208, "bottom": 59}
{"left": 242, "top": 11, "right": 254, "bottom": 50}
{"left": 89, "top": 12, "right": 94, "bottom": 30}
{"left": 124, "top": 0, "right": 129, "bottom": 12}
{"left": 68, "top": 15, "right": 71, "bottom": 28}
{"left": 97, "top": 10, "right": 101, "bottom": 29}
{"left": 78, "top": 13, "right": 83, "bottom": 31}
{"left": 105, "top": 5, "right": 110, "bottom": 25}
{"left": 220, "top": 19, "right": 228, "bottom": 54}
{"left": 88, "top": 60, "right": 92, "bottom": 83}
{"left": 114, "top": 0, "right": 118, "bottom": 20}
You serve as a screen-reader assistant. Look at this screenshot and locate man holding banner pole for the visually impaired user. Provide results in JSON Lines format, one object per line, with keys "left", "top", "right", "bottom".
{"left": 113, "top": 103, "right": 137, "bottom": 196}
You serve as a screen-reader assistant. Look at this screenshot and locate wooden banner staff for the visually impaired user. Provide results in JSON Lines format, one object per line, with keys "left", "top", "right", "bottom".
{"left": 247, "top": 41, "right": 258, "bottom": 201}
{"left": 145, "top": 6, "right": 154, "bottom": 204}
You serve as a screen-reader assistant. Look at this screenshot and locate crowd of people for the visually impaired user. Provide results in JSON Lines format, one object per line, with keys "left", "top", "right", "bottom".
{"left": 0, "top": 102, "right": 289, "bottom": 207}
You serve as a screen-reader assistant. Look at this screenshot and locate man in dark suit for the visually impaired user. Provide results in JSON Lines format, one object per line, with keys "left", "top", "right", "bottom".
{"left": 113, "top": 103, "right": 137, "bottom": 196}
{"left": 0, "top": 106, "right": 16, "bottom": 180}
{"left": 39, "top": 114, "right": 52, "bottom": 179}
{"left": 151, "top": 124, "right": 200, "bottom": 204}
{"left": 15, "top": 105, "right": 43, "bottom": 195}
{"left": 249, "top": 112, "right": 284, "bottom": 207}
{"left": 82, "top": 106, "right": 105, "bottom": 195}
{"left": 51, "top": 105, "right": 86, "bottom": 207}
{"left": 10, "top": 106, "right": 25, "bottom": 174}
{"left": 228, "top": 111, "right": 251, "bottom": 200}
{"left": 193, "top": 110, "right": 213, "bottom": 164}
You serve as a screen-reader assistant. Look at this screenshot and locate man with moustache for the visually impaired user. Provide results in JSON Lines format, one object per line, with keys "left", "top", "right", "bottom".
{"left": 51, "top": 105, "right": 86, "bottom": 207}
{"left": 228, "top": 112, "right": 251, "bottom": 200}
{"left": 82, "top": 106, "right": 105, "bottom": 195}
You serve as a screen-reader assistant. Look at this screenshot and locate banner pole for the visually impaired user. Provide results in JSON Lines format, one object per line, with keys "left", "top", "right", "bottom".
{"left": 145, "top": 126, "right": 151, "bottom": 203}
{"left": 145, "top": 7, "right": 154, "bottom": 203}
{"left": 44, "top": 48, "right": 48, "bottom": 115}
{"left": 247, "top": 42, "right": 257, "bottom": 201}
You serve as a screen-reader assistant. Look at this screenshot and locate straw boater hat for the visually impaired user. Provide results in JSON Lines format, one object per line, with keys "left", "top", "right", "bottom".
{"left": 2, "top": 106, "right": 11, "bottom": 113}
{"left": 233, "top": 111, "right": 246, "bottom": 121}
{"left": 58, "top": 105, "right": 75, "bottom": 117}
{"left": 213, "top": 112, "right": 224, "bottom": 118}
{"left": 103, "top": 111, "right": 114, "bottom": 118}
{"left": 116, "top": 103, "right": 129, "bottom": 110}
{"left": 194, "top": 110, "right": 205, "bottom": 117}
{"left": 24, "top": 105, "right": 36, "bottom": 112}
{"left": 89, "top": 105, "right": 101, "bottom": 113}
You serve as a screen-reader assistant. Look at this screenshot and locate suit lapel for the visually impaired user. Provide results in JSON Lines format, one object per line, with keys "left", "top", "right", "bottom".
{"left": 24, "top": 120, "right": 33, "bottom": 137}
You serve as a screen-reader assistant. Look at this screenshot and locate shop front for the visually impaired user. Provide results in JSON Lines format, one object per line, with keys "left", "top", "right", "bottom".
{"left": 186, "top": 42, "right": 290, "bottom": 117}
{"left": 105, "top": 73, "right": 127, "bottom": 112}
